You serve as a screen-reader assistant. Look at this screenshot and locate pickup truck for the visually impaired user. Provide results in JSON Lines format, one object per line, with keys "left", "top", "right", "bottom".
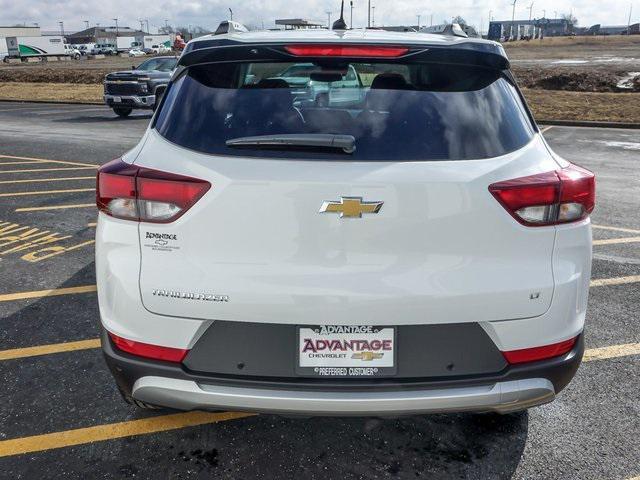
{"left": 103, "top": 56, "right": 177, "bottom": 117}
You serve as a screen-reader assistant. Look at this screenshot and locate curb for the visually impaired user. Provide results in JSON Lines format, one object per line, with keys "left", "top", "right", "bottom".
{"left": 538, "top": 119, "right": 640, "bottom": 129}
{"left": 0, "top": 99, "right": 104, "bottom": 106}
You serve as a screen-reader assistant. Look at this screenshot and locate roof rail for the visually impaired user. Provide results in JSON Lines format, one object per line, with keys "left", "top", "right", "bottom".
{"left": 214, "top": 21, "right": 249, "bottom": 35}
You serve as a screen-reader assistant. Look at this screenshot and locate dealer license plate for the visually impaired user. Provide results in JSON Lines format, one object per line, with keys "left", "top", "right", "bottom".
{"left": 296, "top": 326, "right": 396, "bottom": 377}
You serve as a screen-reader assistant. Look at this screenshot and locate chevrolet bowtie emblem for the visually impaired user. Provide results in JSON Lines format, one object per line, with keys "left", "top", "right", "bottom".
{"left": 319, "top": 197, "right": 383, "bottom": 218}
{"left": 352, "top": 351, "right": 384, "bottom": 361}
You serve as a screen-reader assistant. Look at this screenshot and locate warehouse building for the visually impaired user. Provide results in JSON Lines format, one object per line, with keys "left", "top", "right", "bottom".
{"left": 65, "top": 26, "right": 147, "bottom": 45}
{"left": 488, "top": 18, "right": 573, "bottom": 41}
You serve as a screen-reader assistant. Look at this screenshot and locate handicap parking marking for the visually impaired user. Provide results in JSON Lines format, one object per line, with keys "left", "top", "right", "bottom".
{"left": 0, "top": 220, "right": 94, "bottom": 263}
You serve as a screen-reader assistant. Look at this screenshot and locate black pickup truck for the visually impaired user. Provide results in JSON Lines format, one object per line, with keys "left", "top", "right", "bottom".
{"left": 103, "top": 56, "right": 177, "bottom": 117}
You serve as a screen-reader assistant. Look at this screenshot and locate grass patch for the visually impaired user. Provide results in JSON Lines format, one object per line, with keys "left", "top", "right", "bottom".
{"left": 1, "top": 82, "right": 639, "bottom": 123}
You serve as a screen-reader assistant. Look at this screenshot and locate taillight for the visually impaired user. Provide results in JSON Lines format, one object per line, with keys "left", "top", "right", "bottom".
{"left": 502, "top": 337, "right": 577, "bottom": 364}
{"left": 109, "top": 332, "right": 189, "bottom": 363}
{"left": 96, "top": 159, "right": 211, "bottom": 223}
{"left": 489, "top": 163, "right": 595, "bottom": 226}
{"left": 284, "top": 45, "right": 409, "bottom": 57}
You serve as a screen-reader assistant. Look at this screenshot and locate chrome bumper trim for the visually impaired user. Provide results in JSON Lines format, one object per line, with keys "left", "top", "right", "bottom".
{"left": 104, "top": 94, "right": 155, "bottom": 106}
{"left": 132, "top": 377, "right": 555, "bottom": 416}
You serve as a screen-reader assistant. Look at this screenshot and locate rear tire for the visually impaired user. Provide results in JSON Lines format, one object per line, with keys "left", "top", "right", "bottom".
{"left": 113, "top": 106, "right": 132, "bottom": 117}
{"left": 117, "top": 384, "right": 163, "bottom": 410}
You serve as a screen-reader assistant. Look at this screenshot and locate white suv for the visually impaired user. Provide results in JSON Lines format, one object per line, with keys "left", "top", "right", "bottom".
{"left": 96, "top": 27, "right": 594, "bottom": 416}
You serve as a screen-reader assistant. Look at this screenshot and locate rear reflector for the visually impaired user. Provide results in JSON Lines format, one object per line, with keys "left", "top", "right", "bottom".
{"left": 502, "top": 337, "right": 577, "bottom": 364}
{"left": 109, "top": 332, "right": 189, "bottom": 363}
{"left": 489, "top": 163, "right": 595, "bottom": 226}
{"left": 284, "top": 45, "right": 409, "bottom": 57}
{"left": 97, "top": 159, "right": 211, "bottom": 223}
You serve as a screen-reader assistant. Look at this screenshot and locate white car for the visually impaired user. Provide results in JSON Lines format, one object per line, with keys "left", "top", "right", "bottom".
{"left": 128, "top": 48, "right": 146, "bottom": 57}
{"left": 64, "top": 44, "right": 81, "bottom": 59}
{"left": 96, "top": 26, "right": 594, "bottom": 416}
{"left": 150, "top": 44, "right": 171, "bottom": 54}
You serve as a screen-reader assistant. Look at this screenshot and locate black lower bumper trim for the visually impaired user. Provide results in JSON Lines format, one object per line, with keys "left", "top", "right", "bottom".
{"left": 101, "top": 328, "right": 584, "bottom": 401}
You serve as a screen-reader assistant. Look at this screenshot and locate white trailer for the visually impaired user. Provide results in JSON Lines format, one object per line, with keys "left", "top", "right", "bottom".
{"left": 142, "top": 35, "right": 172, "bottom": 49}
{"left": 116, "top": 36, "right": 143, "bottom": 51}
{"left": 5, "top": 35, "right": 67, "bottom": 59}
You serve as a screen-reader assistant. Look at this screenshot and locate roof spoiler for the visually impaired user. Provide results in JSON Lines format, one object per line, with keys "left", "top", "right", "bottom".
{"left": 420, "top": 23, "right": 468, "bottom": 38}
{"left": 214, "top": 21, "right": 249, "bottom": 35}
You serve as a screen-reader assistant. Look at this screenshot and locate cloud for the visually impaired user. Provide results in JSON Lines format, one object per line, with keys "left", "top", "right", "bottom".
{"left": 0, "top": 0, "right": 634, "bottom": 33}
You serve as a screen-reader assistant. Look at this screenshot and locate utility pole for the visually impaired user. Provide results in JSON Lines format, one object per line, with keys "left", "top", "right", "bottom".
{"left": 113, "top": 18, "right": 119, "bottom": 38}
{"left": 430, "top": 13, "right": 433, "bottom": 26}
{"left": 84, "top": 20, "right": 89, "bottom": 29}
{"left": 628, "top": 3, "right": 633, "bottom": 36}
{"left": 510, "top": 0, "right": 517, "bottom": 40}
{"left": 553, "top": 10, "right": 557, "bottom": 19}
{"left": 145, "top": 19, "right": 150, "bottom": 34}
{"left": 138, "top": 19, "right": 144, "bottom": 32}
{"left": 367, "top": 0, "right": 371, "bottom": 27}
{"left": 164, "top": 19, "right": 169, "bottom": 30}
{"left": 372, "top": 6, "right": 375, "bottom": 26}
{"left": 58, "top": 21, "right": 64, "bottom": 36}
{"left": 326, "top": 11, "right": 332, "bottom": 28}
{"left": 350, "top": 1, "right": 354, "bottom": 28}
{"left": 528, "top": 2, "right": 534, "bottom": 21}
{"left": 417, "top": 14, "right": 421, "bottom": 29}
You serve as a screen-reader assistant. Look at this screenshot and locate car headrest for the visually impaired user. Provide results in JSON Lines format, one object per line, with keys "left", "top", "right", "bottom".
{"left": 370, "top": 73, "right": 411, "bottom": 90}
{"left": 255, "top": 78, "right": 290, "bottom": 89}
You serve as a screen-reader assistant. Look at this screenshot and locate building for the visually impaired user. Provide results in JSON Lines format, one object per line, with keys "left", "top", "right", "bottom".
{"left": 488, "top": 18, "right": 573, "bottom": 41}
{"left": 65, "top": 26, "right": 147, "bottom": 45}
{"left": 275, "top": 19, "right": 324, "bottom": 30}
{"left": 0, "top": 26, "right": 41, "bottom": 37}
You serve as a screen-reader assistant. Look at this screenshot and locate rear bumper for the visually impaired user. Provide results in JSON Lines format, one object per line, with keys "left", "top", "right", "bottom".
{"left": 102, "top": 328, "right": 583, "bottom": 416}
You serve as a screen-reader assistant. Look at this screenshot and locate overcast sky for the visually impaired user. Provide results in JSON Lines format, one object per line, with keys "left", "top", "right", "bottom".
{"left": 1, "top": 0, "right": 636, "bottom": 34}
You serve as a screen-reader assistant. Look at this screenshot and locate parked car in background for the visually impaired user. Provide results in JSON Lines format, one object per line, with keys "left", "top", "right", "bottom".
{"left": 128, "top": 48, "right": 146, "bottom": 57}
{"left": 150, "top": 44, "right": 172, "bottom": 54}
{"left": 64, "top": 44, "right": 81, "bottom": 59}
{"left": 103, "top": 56, "right": 177, "bottom": 116}
{"left": 92, "top": 43, "right": 116, "bottom": 55}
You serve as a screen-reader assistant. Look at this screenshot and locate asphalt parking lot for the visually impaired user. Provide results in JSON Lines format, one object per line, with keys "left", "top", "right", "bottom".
{"left": 0, "top": 101, "right": 638, "bottom": 480}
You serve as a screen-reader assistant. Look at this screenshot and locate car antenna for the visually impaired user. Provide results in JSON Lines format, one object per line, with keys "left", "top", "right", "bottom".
{"left": 332, "top": 0, "right": 348, "bottom": 30}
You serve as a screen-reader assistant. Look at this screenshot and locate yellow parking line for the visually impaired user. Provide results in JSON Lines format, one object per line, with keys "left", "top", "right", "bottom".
{"left": 0, "top": 339, "right": 101, "bottom": 361}
{"left": 0, "top": 161, "right": 44, "bottom": 166}
{"left": 0, "top": 177, "right": 95, "bottom": 184}
{"left": 593, "top": 237, "right": 640, "bottom": 246}
{"left": 15, "top": 203, "right": 95, "bottom": 212}
{"left": 0, "top": 154, "right": 98, "bottom": 168}
{"left": 0, "top": 285, "right": 96, "bottom": 303}
{"left": 87, "top": 222, "right": 97, "bottom": 227}
{"left": 0, "top": 167, "right": 98, "bottom": 174}
{"left": 0, "top": 411, "right": 254, "bottom": 458}
{"left": 592, "top": 225, "right": 640, "bottom": 235}
{"left": 590, "top": 275, "right": 640, "bottom": 287}
{"left": 0, "top": 188, "right": 94, "bottom": 198}
{"left": 540, "top": 126, "right": 554, "bottom": 133}
{"left": 583, "top": 343, "right": 640, "bottom": 362}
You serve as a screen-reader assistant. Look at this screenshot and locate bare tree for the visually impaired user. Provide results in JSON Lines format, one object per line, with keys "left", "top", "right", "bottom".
{"left": 561, "top": 13, "right": 578, "bottom": 26}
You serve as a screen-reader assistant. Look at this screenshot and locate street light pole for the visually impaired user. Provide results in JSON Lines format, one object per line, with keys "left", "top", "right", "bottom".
{"left": 372, "top": 6, "right": 375, "bottom": 26}
{"left": 350, "top": 1, "right": 354, "bottom": 29}
{"left": 84, "top": 20, "right": 89, "bottom": 29}
{"left": 326, "top": 11, "right": 332, "bottom": 28}
{"left": 510, "top": 0, "right": 517, "bottom": 39}
{"left": 229, "top": 8, "right": 233, "bottom": 20}
{"left": 113, "top": 18, "right": 118, "bottom": 38}
{"left": 58, "top": 21, "right": 64, "bottom": 37}
{"left": 417, "top": 14, "right": 421, "bottom": 30}
{"left": 368, "top": 0, "right": 371, "bottom": 27}
{"left": 528, "top": 2, "right": 534, "bottom": 21}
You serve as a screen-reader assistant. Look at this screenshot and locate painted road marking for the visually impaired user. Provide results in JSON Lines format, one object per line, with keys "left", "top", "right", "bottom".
{"left": 583, "top": 343, "right": 640, "bottom": 362}
{"left": 593, "top": 237, "right": 640, "bottom": 246}
{"left": 0, "top": 285, "right": 97, "bottom": 303}
{"left": 0, "top": 188, "right": 94, "bottom": 198}
{"left": 0, "top": 154, "right": 98, "bottom": 168}
{"left": 16, "top": 203, "right": 95, "bottom": 212}
{"left": 0, "top": 166, "right": 98, "bottom": 174}
{"left": 34, "top": 108, "right": 107, "bottom": 116}
{"left": 0, "top": 339, "right": 101, "bottom": 361}
{"left": 592, "top": 225, "right": 640, "bottom": 235}
{"left": 87, "top": 222, "right": 97, "bottom": 227}
{"left": 0, "top": 177, "right": 95, "bottom": 185}
{"left": 0, "top": 411, "right": 254, "bottom": 458}
{"left": 540, "top": 126, "right": 554, "bottom": 133}
{"left": 0, "top": 161, "right": 44, "bottom": 166}
{"left": 590, "top": 275, "right": 640, "bottom": 287}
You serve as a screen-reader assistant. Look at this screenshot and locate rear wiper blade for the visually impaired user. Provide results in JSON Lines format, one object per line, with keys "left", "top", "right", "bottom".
{"left": 226, "top": 134, "right": 356, "bottom": 154}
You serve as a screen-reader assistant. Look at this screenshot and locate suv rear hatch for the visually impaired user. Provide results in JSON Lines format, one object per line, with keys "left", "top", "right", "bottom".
{"left": 135, "top": 41, "right": 558, "bottom": 325}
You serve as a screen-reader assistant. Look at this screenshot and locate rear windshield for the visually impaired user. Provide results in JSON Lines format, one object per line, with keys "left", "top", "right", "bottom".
{"left": 154, "top": 60, "right": 535, "bottom": 161}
